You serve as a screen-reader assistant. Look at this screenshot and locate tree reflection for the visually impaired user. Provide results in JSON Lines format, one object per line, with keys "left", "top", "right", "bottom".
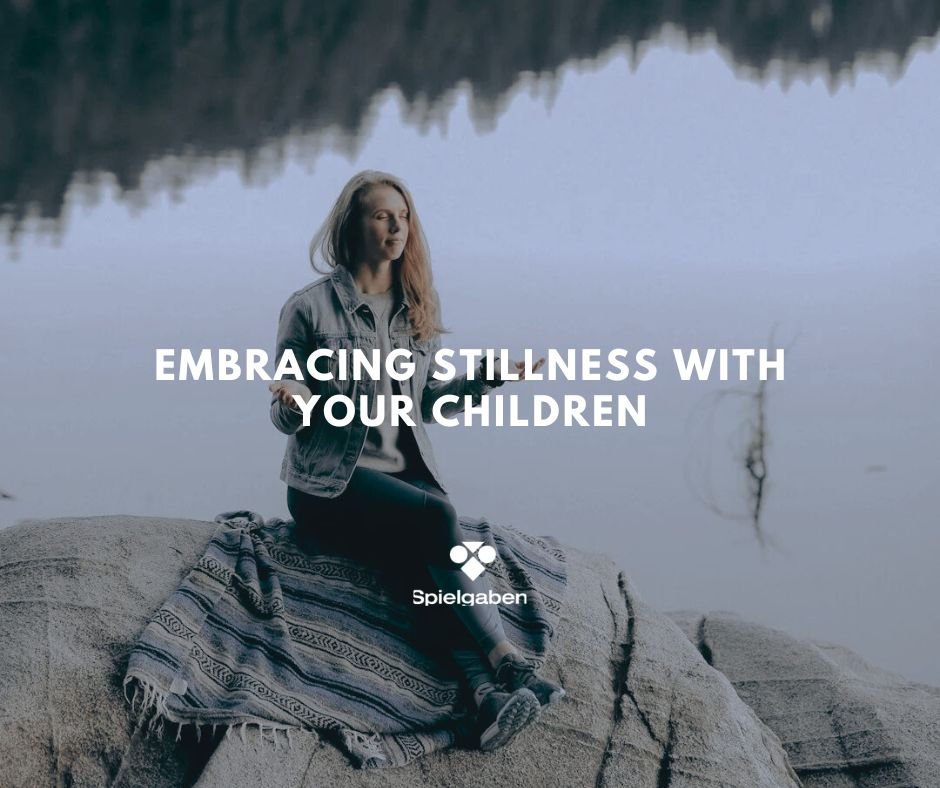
{"left": 2, "top": 0, "right": 938, "bottom": 241}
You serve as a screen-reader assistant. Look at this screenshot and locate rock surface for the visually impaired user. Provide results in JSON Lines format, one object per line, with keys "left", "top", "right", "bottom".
{"left": 669, "top": 611, "right": 940, "bottom": 788}
{"left": 1, "top": 516, "right": 927, "bottom": 786}
{"left": 0, "top": 517, "right": 220, "bottom": 787}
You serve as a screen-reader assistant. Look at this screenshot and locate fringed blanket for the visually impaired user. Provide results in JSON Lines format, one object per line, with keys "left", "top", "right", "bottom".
{"left": 123, "top": 511, "right": 567, "bottom": 769}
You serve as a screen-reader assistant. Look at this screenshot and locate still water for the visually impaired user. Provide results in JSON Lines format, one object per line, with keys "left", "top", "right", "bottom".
{"left": 2, "top": 18, "right": 939, "bottom": 685}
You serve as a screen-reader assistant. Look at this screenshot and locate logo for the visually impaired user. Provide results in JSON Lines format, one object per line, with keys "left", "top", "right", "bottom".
{"left": 414, "top": 540, "right": 527, "bottom": 607}
{"left": 450, "top": 541, "right": 496, "bottom": 580}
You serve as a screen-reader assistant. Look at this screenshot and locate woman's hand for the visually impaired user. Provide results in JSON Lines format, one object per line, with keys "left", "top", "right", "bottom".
{"left": 269, "top": 380, "right": 313, "bottom": 412}
{"left": 485, "top": 354, "right": 546, "bottom": 384}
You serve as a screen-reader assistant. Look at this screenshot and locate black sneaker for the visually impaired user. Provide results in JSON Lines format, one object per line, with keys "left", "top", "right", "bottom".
{"left": 495, "top": 652, "right": 566, "bottom": 707}
{"left": 477, "top": 687, "right": 540, "bottom": 751}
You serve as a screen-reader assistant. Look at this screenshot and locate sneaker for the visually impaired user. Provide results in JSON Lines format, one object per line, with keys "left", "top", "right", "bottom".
{"left": 477, "top": 687, "right": 540, "bottom": 751}
{"left": 495, "top": 652, "right": 566, "bottom": 707}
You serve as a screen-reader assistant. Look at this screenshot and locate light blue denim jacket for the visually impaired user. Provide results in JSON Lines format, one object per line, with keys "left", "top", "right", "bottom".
{"left": 271, "top": 264, "right": 499, "bottom": 497}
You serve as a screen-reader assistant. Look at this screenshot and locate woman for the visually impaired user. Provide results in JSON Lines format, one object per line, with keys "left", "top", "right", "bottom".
{"left": 268, "top": 170, "right": 564, "bottom": 752}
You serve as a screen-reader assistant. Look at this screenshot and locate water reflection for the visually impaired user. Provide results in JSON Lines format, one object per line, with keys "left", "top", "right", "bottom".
{"left": 2, "top": 1, "right": 938, "bottom": 240}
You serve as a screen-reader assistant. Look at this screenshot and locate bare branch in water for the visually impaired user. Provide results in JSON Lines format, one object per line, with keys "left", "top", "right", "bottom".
{"left": 684, "top": 387, "right": 772, "bottom": 545}
{"left": 744, "top": 377, "right": 769, "bottom": 546}
{"left": 683, "top": 325, "right": 796, "bottom": 549}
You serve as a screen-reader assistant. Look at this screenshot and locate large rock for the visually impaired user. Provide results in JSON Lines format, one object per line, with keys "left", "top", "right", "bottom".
{"left": 0, "top": 516, "right": 220, "bottom": 787}
{"left": 192, "top": 533, "right": 799, "bottom": 788}
{"left": 669, "top": 611, "right": 940, "bottom": 788}
{"left": 0, "top": 516, "right": 800, "bottom": 786}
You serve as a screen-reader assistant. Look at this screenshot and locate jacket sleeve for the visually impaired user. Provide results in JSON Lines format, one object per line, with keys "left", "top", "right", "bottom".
{"left": 270, "top": 295, "right": 313, "bottom": 435}
{"left": 420, "top": 335, "right": 503, "bottom": 423}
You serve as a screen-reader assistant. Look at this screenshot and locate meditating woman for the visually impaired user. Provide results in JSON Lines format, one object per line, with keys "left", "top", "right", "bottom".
{"left": 268, "top": 170, "right": 564, "bottom": 752}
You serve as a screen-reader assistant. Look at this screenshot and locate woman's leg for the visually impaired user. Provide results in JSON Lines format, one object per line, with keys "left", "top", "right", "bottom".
{"left": 390, "top": 476, "right": 509, "bottom": 706}
{"left": 287, "top": 469, "right": 554, "bottom": 746}
{"left": 402, "top": 475, "right": 566, "bottom": 708}
{"left": 287, "top": 467, "right": 512, "bottom": 661}
{"left": 383, "top": 474, "right": 518, "bottom": 664}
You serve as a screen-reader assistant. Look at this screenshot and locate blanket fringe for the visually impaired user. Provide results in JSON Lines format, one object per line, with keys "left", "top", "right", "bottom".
{"left": 123, "top": 675, "right": 304, "bottom": 752}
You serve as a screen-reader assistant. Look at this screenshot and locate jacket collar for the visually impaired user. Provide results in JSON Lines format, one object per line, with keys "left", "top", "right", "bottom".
{"left": 330, "top": 263, "right": 410, "bottom": 314}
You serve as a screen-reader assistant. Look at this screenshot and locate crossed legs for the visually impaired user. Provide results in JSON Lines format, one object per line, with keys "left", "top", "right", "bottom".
{"left": 286, "top": 466, "right": 518, "bottom": 670}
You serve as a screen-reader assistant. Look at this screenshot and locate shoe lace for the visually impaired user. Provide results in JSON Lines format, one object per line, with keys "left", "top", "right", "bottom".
{"left": 497, "top": 654, "right": 535, "bottom": 689}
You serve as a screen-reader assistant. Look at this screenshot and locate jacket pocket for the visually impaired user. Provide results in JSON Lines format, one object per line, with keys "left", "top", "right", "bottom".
{"left": 313, "top": 334, "right": 359, "bottom": 397}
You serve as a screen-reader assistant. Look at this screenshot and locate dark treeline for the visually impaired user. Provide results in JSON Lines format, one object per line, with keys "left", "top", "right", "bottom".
{"left": 1, "top": 0, "right": 938, "bottom": 236}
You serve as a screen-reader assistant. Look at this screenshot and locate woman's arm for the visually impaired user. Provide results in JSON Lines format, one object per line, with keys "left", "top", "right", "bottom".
{"left": 419, "top": 336, "right": 504, "bottom": 423}
{"left": 270, "top": 295, "right": 314, "bottom": 435}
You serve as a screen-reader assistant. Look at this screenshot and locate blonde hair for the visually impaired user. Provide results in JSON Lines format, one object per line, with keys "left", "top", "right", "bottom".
{"left": 309, "top": 170, "right": 445, "bottom": 342}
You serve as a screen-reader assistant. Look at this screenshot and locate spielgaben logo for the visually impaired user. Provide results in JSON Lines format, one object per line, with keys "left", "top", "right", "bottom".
{"left": 450, "top": 541, "right": 497, "bottom": 580}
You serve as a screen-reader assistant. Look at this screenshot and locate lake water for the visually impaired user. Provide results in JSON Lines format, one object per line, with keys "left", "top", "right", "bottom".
{"left": 2, "top": 39, "right": 938, "bottom": 685}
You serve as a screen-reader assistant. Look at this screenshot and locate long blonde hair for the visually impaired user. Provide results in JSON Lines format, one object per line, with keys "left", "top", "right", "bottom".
{"left": 309, "top": 171, "right": 445, "bottom": 341}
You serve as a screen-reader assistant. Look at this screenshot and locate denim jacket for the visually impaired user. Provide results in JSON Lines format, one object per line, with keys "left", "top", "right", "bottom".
{"left": 270, "top": 264, "right": 499, "bottom": 497}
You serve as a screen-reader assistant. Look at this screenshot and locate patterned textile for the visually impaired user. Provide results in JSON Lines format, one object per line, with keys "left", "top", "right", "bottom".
{"left": 123, "top": 511, "right": 567, "bottom": 769}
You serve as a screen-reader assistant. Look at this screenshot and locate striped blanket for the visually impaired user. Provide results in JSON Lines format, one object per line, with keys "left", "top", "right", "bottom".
{"left": 123, "top": 510, "right": 567, "bottom": 769}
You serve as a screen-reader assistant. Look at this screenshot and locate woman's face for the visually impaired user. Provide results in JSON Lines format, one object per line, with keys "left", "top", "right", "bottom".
{"left": 357, "top": 185, "right": 410, "bottom": 264}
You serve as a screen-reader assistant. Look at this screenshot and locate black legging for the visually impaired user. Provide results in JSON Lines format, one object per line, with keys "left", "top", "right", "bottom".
{"left": 287, "top": 465, "right": 509, "bottom": 657}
